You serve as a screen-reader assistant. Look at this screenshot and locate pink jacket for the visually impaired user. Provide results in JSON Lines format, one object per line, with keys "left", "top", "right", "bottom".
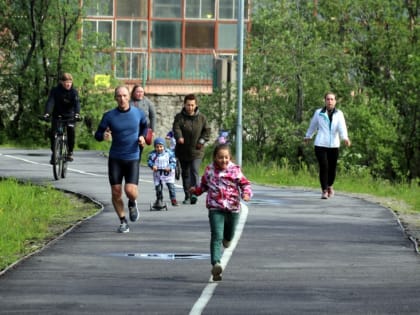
{"left": 194, "top": 161, "right": 252, "bottom": 213}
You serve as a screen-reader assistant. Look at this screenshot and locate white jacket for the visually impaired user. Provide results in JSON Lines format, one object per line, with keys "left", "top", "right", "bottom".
{"left": 305, "top": 107, "right": 349, "bottom": 148}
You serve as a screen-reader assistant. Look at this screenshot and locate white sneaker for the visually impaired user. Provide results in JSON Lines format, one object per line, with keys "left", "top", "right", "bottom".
{"left": 117, "top": 222, "right": 130, "bottom": 233}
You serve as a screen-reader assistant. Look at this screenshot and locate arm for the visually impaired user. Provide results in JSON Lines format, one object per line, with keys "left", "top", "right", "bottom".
{"left": 44, "top": 88, "right": 55, "bottom": 115}
{"left": 172, "top": 114, "right": 184, "bottom": 144}
{"left": 146, "top": 98, "right": 157, "bottom": 131}
{"left": 337, "top": 111, "right": 351, "bottom": 146}
{"left": 304, "top": 110, "right": 319, "bottom": 143}
{"left": 73, "top": 89, "right": 81, "bottom": 115}
{"left": 94, "top": 114, "right": 109, "bottom": 142}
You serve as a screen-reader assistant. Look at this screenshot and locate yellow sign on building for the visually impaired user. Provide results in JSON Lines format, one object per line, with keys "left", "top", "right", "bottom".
{"left": 94, "top": 74, "right": 111, "bottom": 88}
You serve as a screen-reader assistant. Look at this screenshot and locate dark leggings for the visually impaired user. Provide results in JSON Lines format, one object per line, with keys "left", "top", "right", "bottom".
{"left": 314, "top": 146, "right": 339, "bottom": 191}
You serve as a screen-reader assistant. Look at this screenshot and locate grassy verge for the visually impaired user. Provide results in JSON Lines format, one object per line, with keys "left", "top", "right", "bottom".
{"left": 0, "top": 178, "right": 100, "bottom": 272}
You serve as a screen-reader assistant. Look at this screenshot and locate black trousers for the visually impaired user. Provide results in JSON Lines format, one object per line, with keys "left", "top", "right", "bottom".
{"left": 314, "top": 146, "right": 339, "bottom": 191}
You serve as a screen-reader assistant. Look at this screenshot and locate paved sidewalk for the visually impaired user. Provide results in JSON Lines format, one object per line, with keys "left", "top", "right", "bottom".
{"left": 0, "top": 149, "right": 420, "bottom": 315}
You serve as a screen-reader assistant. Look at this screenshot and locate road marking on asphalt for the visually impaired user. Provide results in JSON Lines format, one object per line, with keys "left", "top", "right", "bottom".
{"left": 189, "top": 203, "right": 249, "bottom": 315}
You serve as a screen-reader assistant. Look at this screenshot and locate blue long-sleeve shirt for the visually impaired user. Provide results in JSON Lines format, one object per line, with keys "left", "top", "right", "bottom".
{"left": 94, "top": 106, "right": 148, "bottom": 160}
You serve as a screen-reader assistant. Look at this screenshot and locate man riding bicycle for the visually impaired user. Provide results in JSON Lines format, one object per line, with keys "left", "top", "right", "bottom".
{"left": 43, "top": 73, "right": 81, "bottom": 163}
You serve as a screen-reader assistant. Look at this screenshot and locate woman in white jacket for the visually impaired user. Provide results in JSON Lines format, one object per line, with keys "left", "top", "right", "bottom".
{"left": 304, "top": 92, "right": 351, "bottom": 199}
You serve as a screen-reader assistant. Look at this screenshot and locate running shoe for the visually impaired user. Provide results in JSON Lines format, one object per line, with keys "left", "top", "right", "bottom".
{"left": 222, "top": 239, "right": 231, "bottom": 248}
{"left": 321, "top": 190, "right": 329, "bottom": 199}
{"left": 211, "top": 263, "right": 223, "bottom": 281}
{"left": 128, "top": 200, "right": 139, "bottom": 222}
{"left": 327, "top": 186, "right": 335, "bottom": 198}
{"left": 117, "top": 222, "right": 130, "bottom": 233}
{"left": 190, "top": 194, "right": 198, "bottom": 205}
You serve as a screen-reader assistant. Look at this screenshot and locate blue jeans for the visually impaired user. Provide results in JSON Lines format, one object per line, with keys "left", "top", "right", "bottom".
{"left": 208, "top": 210, "right": 240, "bottom": 265}
{"left": 155, "top": 182, "right": 176, "bottom": 200}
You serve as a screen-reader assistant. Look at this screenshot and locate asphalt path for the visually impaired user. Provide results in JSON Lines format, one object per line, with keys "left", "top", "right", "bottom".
{"left": 0, "top": 148, "right": 419, "bottom": 315}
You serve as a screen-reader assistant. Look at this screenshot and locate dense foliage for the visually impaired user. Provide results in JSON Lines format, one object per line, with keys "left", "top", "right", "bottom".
{"left": 201, "top": 0, "right": 419, "bottom": 183}
{"left": 0, "top": 0, "right": 117, "bottom": 149}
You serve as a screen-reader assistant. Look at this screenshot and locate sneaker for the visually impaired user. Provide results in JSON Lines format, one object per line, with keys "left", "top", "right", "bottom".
{"left": 222, "top": 239, "right": 231, "bottom": 248}
{"left": 117, "top": 222, "right": 130, "bottom": 233}
{"left": 66, "top": 152, "right": 74, "bottom": 162}
{"left": 327, "top": 186, "right": 334, "bottom": 198}
{"left": 182, "top": 198, "right": 190, "bottom": 205}
{"left": 190, "top": 194, "right": 198, "bottom": 205}
{"left": 211, "top": 263, "right": 223, "bottom": 281}
{"left": 128, "top": 200, "right": 139, "bottom": 222}
{"left": 321, "top": 190, "right": 329, "bottom": 199}
{"left": 171, "top": 199, "right": 179, "bottom": 206}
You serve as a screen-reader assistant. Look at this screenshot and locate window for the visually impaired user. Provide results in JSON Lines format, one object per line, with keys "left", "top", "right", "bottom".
{"left": 185, "top": 54, "right": 213, "bottom": 80}
{"left": 185, "top": 23, "right": 214, "bottom": 48}
{"left": 186, "top": 0, "right": 215, "bottom": 19}
{"left": 85, "top": 0, "right": 113, "bottom": 16}
{"left": 117, "top": 21, "right": 148, "bottom": 48}
{"left": 152, "top": 21, "right": 181, "bottom": 48}
{"left": 218, "top": 24, "right": 237, "bottom": 49}
{"left": 83, "top": 20, "right": 112, "bottom": 46}
{"left": 150, "top": 53, "right": 181, "bottom": 79}
{"left": 219, "top": 0, "right": 248, "bottom": 19}
{"left": 117, "top": 0, "right": 147, "bottom": 18}
{"left": 153, "top": 0, "right": 181, "bottom": 18}
{"left": 94, "top": 52, "right": 112, "bottom": 73}
{"left": 116, "top": 52, "right": 147, "bottom": 79}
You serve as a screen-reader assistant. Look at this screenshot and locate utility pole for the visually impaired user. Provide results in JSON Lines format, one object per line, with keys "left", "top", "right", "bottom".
{"left": 236, "top": 0, "right": 245, "bottom": 166}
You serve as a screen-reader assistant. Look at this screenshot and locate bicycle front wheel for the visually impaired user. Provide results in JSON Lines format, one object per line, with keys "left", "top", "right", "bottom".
{"left": 52, "top": 137, "right": 62, "bottom": 180}
{"left": 61, "top": 138, "right": 68, "bottom": 179}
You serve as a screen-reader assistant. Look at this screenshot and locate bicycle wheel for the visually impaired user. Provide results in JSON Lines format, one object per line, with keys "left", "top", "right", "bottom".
{"left": 61, "top": 138, "right": 68, "bottom": 179}
{"left": 52, "top": 137, "right": 62, "bottom": 180}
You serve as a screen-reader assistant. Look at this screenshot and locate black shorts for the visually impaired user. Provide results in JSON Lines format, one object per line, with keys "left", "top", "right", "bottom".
{"left": 108, "top": 157, "right": 140, "bottom": 186}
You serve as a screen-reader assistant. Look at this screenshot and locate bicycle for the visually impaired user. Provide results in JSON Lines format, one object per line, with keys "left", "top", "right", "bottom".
{"left": 40, "top": 114, "right": 81, "bottom": 180}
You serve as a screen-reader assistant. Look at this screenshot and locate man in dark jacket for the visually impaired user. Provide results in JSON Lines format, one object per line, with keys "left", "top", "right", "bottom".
{"left": 172, "top": 94, "right": 210, "bottom": 204}
{"left": 44, "top": 73, "right": 80, "bottom": 163}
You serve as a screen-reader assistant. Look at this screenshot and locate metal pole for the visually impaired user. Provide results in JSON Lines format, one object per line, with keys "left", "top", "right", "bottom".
{"left": 236, "top": 0, "right": 244, "bottom": 166}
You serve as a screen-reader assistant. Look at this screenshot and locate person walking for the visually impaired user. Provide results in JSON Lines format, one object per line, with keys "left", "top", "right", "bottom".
{"left": 44, "top": 73, "right": 81, "bottom": 163}
{"left": 304, "top": 92, "right": 351, "bottom": 199}
{"left": 172, "top": 94, "right": 210, "bottom": 204}
{"left": 94, "top": 86, "right": 148, "bottom": 233}
{"left": 130, "top": 85, "right": 156, "bottom": 133}
{"left": 190, "top": 144, "right": 252, "bottom": 281}
{"left": 147, "top": 137, "right": 178, "bottom": 207}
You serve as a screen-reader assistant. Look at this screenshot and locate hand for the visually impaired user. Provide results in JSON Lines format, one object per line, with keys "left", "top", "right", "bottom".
{"left": 178, "top": 137, "right": 184, "bottom": 144}
{"left": 43, "top": 113, "right": 50, "bottom": 121}
{"left": 152, "top": 166, "right": 157, "bottom": 172}
{"left": 242, "top": 194, "right": 250, "bottom": 202}
{"left": 344, "top": 139, "right": 351, "bottom": 147}
{"left": 74, "top": 113, "right": 82, "bottom": 121}
{"left": 138, "top": 135, "right": 145, "bottom": 147}
{"left": 189, "top": 187, "right": 196, "bottom": 194}
{"left": 196, "top": 143, "right": 203, "bottom": 150}
{"left": 104, "top": 127, "right": 112, "bottom": 141}
{"left": 303, "top": 138, "right": 311, "bottom": 145}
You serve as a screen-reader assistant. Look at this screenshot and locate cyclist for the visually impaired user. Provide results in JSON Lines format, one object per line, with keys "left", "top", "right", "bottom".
{"left": 43, "top": 73, "right": 81, "bottom": 163}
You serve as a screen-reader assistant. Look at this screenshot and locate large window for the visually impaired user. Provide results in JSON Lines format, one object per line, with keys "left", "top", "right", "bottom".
{"left": 116, "top": 52, "right": 146, "bottom": 79}
{"left": 152, "top": 21, "right": 181, "bottom": 48}
{"left": 150, "top": 53, "right": 181, "bottom": 79}
{"left": 185, "top": 54, "right": 213, "bottom": 80}
{"left": 83, "top": 20, "right": 112, "bottom": 46}
{"left": 153, "top": 0, "right": 181, "bottom": 18}
{"left": 185, "top": 23, "right": 214, "bottom": 48}
{"left": 116, "top": 20, "right": 148, "bottom": 48}
{"left": 117, "top": 0, "right": 147, "bottom": 17}
{"left": 219, "top": 0, "right": 249, "bottom": 19}
{"left": 218, "top": 24, "right": 237, "bottom": 49}
{"left": 85, "top": 0, "right": 113, "bottom": 16}
{"left": 186, "top": 0, "right": 215, "bottom": 19}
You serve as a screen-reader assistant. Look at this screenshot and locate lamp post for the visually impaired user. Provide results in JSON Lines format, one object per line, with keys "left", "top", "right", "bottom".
{"left": 236, "top": 0, "right": 245, "bottom": 166}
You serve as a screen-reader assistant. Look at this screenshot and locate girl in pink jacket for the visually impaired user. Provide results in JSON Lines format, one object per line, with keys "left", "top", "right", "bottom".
{"left": 190, "top": 144, "right": 252, "bottom": 281}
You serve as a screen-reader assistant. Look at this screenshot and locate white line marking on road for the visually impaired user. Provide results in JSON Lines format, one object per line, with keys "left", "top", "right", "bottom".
{"left": 189, "top": 203, "right": 249, "bottom": 315}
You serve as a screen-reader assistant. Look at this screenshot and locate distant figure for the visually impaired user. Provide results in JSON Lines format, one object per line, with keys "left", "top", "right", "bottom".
{"left": 44, "top": 73, "right": 81, "bottom": 163}
{"left": 147, "top": 137, "right": 178, "bottom": 207}
{"left": 172, "top": 94, "right": 210, "bottom": 204}
{"left": 304, "top": 92, "right": 351, "bottom": 199}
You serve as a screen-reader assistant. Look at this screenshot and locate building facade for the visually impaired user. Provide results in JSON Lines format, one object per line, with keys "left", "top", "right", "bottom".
{"left": 83, "top": 0, "right": 250, "bottom": 94}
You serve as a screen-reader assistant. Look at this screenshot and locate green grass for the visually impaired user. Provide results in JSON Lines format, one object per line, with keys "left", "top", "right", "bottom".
{"left": 0, "top": 178, "right": 100, "bottom": 272}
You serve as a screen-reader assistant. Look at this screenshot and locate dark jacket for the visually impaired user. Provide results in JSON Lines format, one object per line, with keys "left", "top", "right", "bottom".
{"left": 45, "top": 84, "right": 80, "bottom": 118}
{"left": 172, "top": 108, "right": 210, "bottom": 161}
